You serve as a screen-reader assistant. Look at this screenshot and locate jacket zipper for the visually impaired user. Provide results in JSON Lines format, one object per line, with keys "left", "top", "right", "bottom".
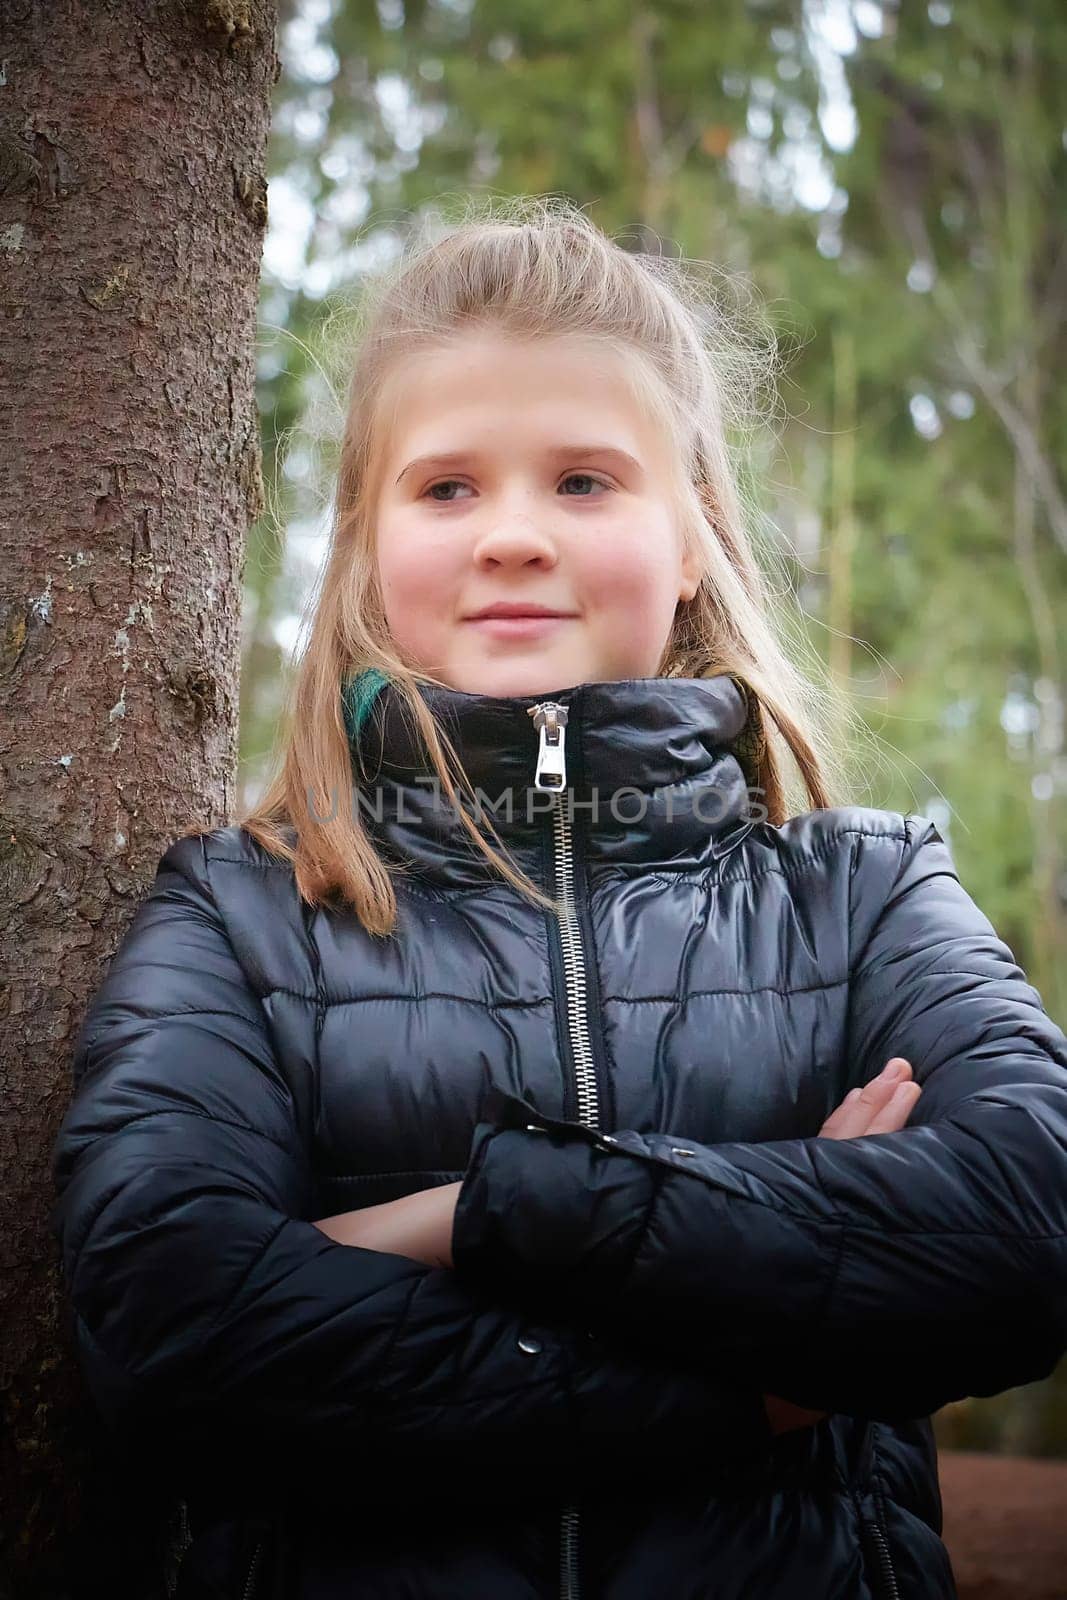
{"left": 242, "top": 1536, "right": 264, "bottom": 1600}
{"left": 865, "top": 1514, "right": 900, "bottom": 1600}
{"left": 866, "top": 1457, "right": 901, "bottom": 1600}
{"left": 165, "top": 1499, "right": 194, "bottom": 1599}
{"left": 849, "top": 1475, "right": 899, "bottom": 1600}
{"left": 529, "top": 701, "right": 598, "bottom": 1600}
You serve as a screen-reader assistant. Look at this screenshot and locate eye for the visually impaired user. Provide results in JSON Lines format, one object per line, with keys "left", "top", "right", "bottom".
{"left": 560, "top": 472, "right": 611, "bottom": 496}
{"left": 420, "top": 473, "right": 612, "bottom": 502}
{"left": 423, "top": 479, "right": 470, "bottom": 502}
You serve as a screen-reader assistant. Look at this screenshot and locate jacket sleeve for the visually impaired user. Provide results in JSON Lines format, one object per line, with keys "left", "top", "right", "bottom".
{"left": 51, "top": 832, "right": 773, "bottom": 1515}
{"left": 451, "top": 814, "right": 1067, "bottom": 1423}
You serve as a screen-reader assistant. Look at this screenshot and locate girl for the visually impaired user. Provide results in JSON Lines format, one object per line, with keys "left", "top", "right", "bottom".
{"left": 52, "top": 200, "right": 1067, "bottom": 1600}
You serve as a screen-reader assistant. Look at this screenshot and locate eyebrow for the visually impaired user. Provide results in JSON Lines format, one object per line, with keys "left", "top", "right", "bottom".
{"left": 394, "top": 444, "right": 645, "bottom": 487}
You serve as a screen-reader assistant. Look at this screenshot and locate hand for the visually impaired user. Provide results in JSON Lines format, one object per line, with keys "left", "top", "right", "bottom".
{"left": 313, "top": 1181, "right": 462, "bottom": 1269}
{"left": 817, "top": 1056, "right": 922, "bottom": 1140}
{"left": 763, "top": 1393, "right": 829, "bottom": 1435}
{"left": 763, "top": 1057, "right": 922, "bottom": 1434}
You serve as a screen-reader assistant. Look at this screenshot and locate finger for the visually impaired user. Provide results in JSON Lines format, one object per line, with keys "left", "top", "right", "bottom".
{"left": 819, "top": 1060, "right": 913, "bottom": 1139}
{"left": 830, "top": 1067, "right": 913, "bottom": 1138}
{"left": 819, "top": 1081, "right": 921, "bottom": 1143}
{"left": 863, "top": 1079, "right": 922, "bottom": 1135}
{"left": 849, "top": 1058, "right": 912, "bottom": 1107}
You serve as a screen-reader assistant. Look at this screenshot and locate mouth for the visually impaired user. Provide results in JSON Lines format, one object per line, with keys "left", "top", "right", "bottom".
{"left": 465, "top": 614, "right": 577, "bottom": 637}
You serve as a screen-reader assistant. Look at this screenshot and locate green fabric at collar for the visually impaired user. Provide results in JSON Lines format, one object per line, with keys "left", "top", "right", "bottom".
{"left": 341, "top": 668, "right": 391, "bottom": 744}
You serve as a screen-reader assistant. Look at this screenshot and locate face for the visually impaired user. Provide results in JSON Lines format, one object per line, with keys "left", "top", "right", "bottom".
{"left": 373, "top": 330, "right": 701, "bottom": 698}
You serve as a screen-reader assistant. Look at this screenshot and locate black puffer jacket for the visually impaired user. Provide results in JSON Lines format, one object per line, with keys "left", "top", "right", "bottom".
{"left": 52, "top": 673, "right": 1067, "bottom": 1600}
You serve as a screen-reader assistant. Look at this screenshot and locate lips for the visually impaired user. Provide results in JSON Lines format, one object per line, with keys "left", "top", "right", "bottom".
{"left": 465, "top": 605, "right": 576, "bottom": 621}
{"left": 464, "top": 612, "right": 576, "bottom": 638}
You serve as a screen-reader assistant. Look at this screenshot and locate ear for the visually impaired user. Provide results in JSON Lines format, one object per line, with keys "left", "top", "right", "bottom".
{"left": 678, "top": 542, "right": 701, "bottom": 604}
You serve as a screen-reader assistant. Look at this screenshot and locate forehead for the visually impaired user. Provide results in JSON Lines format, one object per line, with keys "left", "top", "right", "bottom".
{"left": 376, "top": 331, "right": 670, "bottom": 465}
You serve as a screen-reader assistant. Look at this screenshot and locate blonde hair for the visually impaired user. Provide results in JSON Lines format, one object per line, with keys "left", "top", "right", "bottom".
{"left": 218, "top": 194, "right": 864, "bottom": 937}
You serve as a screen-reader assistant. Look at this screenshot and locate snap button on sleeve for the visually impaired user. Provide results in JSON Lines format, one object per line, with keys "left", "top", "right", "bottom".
{"left": 517, "top": 1334, "right": 543, "bottom": 1355}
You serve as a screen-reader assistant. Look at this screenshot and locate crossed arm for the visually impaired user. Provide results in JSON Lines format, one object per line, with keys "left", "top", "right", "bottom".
{"left": 312, "top": 1055, "right": 922, "bottom": 1436}
{"left": 425, "top": 819, "right": 1067, "bottom": 1421}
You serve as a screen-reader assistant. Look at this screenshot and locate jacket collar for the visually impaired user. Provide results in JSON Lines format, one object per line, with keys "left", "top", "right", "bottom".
{"left": 344, "top": 672, "right": 765, "bottom": 888}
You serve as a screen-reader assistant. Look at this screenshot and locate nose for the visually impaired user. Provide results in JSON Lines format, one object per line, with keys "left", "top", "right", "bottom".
{"left": 471, "top": 517, "right": 558, "bottom": 571}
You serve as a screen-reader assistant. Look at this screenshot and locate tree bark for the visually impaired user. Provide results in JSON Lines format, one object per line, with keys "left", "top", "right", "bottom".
{"left": 0, "top": 3, "right": 278, "bottom": 1592}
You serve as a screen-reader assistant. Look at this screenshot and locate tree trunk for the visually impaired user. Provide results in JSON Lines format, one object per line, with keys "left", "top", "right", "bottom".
{"left": 0, "top": 4, "right": 277, "bottom": 1593}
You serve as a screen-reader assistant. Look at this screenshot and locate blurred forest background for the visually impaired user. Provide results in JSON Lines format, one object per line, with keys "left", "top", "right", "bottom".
{"left": 244, "top": 0, "right": 1067, "bottom": 1453}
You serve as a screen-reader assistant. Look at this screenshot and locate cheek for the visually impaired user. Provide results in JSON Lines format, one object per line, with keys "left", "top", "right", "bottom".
{"left": 377, "top": 522, "right": 459, "bottom": 618}
{"left": 581, "top": 541, "right": 680, "bottom": 614}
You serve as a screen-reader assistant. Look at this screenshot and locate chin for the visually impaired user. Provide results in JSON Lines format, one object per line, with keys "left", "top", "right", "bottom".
{"left": 449, "top": 656, "right": 590, "bottom": 699}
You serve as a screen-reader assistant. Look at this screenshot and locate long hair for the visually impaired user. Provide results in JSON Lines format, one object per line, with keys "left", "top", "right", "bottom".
{"left": 216, "top": 195, "right": 865, "bottom": 937}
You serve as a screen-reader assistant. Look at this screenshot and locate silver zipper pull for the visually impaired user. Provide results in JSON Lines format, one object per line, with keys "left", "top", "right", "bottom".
{"left": 527, "top": 702, "right": 569, "bottom": 791}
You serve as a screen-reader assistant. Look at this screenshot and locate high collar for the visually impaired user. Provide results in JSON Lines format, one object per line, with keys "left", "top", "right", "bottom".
{"left": 346, "top": 673, "right": 765, "bottom": 889}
